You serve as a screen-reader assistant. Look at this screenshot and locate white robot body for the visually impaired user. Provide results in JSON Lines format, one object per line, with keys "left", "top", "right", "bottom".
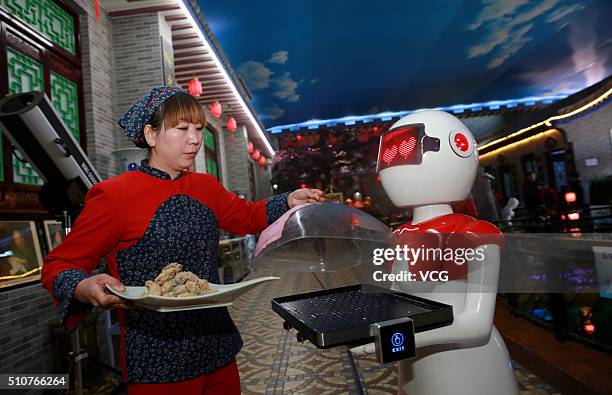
{"left": 376, "top": 110, "right": 518, "bottom": 395}
{"left": 399, "top": 327, "right": 518, "bottom": 395}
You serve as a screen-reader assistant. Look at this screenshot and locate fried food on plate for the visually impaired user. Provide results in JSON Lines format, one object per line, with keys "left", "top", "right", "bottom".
{"left": 146, "top": 263, "right": 213, "bottom": 297}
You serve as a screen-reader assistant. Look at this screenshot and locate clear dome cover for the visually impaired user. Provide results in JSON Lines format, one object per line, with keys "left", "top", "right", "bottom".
{"left": 254, "top": 203, "right": 395, "bottom": 272}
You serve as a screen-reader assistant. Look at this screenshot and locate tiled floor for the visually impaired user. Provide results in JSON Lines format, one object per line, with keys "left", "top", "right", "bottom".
{"left": 229, "top": 269, "right": 562, "bottom": 394}
{"left": 102, "top": 268, "right": 562, "bottom": 394}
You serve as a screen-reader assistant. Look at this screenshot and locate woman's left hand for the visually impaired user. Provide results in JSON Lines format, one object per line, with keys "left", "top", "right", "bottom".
{"left": 287, "top": 189, "right": 326, "bottom": 208}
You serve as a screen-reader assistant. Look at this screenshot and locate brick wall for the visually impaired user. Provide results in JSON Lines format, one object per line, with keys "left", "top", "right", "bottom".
{"left": 111, "top": 13, "right": 164, "bottom": 150}
{"left": 224, "top": 125, "right": 252, "bottom": 198}
{"left": 561, "top": 100, "right": 612, "bottom": 181}
{"left": 254, "top": 163, "right": 272, "bottom": 201}
{"left": 0, "top": 284, "right": 57, "bottom": 375}
{"left": 74, "top": 0, "right": 118, "bottom": 179}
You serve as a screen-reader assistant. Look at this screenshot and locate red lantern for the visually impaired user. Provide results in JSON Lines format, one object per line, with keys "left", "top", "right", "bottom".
{"left": 209, "top": 101, "right": 222, "bottom": 118}
{"left": 226, "top": 117, "right": 237, "bottom": 132}
{"left": 209, "top": 101, "right": 223, "bottom": 133}
{"left": 300, "top": 183, "right": 307, "bottom": 189}
{"left": 258, "top": 156, "right": 266, "bottom": 166}
{"left": 94, "top": 0, "right": 100, "bottom": 21}
{"left": 225, "top": 116, "right": 237, "bottom": 143}
{"left": 252, "top": 150, "right": 261, "bottom": 160}
{"left": 247, "top": 142, "right": 254, "bottom": 153}
{"left": 584, "top": 321, "right": 596, "bottom": 335}
{"left": 188, "top": 77, "right": 202, "bottom": 96}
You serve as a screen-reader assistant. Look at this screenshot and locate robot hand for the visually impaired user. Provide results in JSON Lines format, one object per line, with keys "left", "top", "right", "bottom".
{"left": 350, "top": 342, "right": 376, "bottom": 356}
{"left": 501, "top": 197, "right": 519, "bottom": 221}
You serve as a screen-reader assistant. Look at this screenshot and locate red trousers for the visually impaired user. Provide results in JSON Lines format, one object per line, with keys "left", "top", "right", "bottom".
{"left": 128, "top": 360, "right": 240, "bottom": 395}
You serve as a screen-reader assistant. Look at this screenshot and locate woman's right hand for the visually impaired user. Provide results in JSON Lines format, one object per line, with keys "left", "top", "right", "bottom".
{"left": 74, "top": 274, "right": 134, "bottom": 310}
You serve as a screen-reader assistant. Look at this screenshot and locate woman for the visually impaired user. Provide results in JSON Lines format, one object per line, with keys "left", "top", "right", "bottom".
{"left": 41, "top": 86, "right": 323, "bottom": 394}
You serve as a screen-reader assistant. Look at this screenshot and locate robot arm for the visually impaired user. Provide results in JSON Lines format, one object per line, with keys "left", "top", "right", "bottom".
{"left": 414, "top": 243, "right": 499, "bottom": 348}
{"left": 352, "top": 243, "right": 500, "bottom": 356}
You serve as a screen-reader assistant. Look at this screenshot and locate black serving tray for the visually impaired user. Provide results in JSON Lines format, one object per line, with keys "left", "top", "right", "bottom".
{"left": 272, "top": 284, "right": 453, "bottom": 348}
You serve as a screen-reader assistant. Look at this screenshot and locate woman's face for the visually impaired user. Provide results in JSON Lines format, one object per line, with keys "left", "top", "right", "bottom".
{"left": 146, "top": 121, "right": 203, "bottom": 174}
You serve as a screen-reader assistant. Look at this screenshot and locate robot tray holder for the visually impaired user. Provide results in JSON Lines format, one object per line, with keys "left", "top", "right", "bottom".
{"left": 272, "top": 284, "right": 453, "bottom": 349}
{"left": 255, "top": 204, "right": 454, "bottom": 350}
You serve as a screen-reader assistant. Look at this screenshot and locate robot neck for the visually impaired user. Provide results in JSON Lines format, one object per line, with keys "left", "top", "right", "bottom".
{"left": 411, "top": 204, "right": 453, "bottom": 225}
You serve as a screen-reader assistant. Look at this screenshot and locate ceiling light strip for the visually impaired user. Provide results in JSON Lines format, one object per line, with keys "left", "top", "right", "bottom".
{"left": 267, "top": 94, "right": 568, "bottom": 134}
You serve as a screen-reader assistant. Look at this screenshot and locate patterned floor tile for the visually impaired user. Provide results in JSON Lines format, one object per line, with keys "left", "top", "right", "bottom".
{"left": 229, "top": 270, "right": 561, "bottom": 395}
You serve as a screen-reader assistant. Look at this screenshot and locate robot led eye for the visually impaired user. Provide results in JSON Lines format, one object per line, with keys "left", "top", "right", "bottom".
{"left": 449, "top": 130, "right": 473, "bottom": 158}
{"left": 454, "top": 133, "right": 469, "bottom": 152}
{"left": 399, "top": 137, "right": 416, "bottom": 158}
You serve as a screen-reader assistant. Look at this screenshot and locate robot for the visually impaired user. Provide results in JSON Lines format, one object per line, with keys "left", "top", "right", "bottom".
{"left": 353, "top": 110, "right": 519, "bottom": 395}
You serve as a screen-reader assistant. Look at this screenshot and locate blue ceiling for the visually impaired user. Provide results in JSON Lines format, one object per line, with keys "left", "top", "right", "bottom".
{"left": 198, "top": 0, "right": 612, "bottom": 128}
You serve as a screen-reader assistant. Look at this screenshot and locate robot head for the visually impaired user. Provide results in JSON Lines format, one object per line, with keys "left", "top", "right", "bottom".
{"left": 377, "top": 110, "right": 478, "bottom": 207}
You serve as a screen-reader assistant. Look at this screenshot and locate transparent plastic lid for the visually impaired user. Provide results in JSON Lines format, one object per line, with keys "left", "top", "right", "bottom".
{"left": 254, "top": 203, "right": 395, "bottom": 272}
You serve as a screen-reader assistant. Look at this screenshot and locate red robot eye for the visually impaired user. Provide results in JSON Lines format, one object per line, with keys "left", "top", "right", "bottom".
{"left": 399, "top": 137, "right": 417, "bottom": 158}
{"left": 449, "top": 130, "right": 473, "bottom": 158}
{"left": 454, "top": 133, "right": 469, "bottom": 152}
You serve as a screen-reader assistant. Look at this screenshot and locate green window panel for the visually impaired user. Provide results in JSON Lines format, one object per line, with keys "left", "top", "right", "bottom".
{"left": 204, "top": 129, "right": 216, "bottom": 152}
{"left": 205, "top": 157, "right": 212, "bottom": 175}
{"left": 7, "top": 47, "right": 44, "bottom": 94}
{"left": 13, "top": 157, "right": 43, "bottom": 185}
{"left": 7, "top": 47, "right": 45, "bottom": 186}
{"left": 0, "top": 0, "right": 76, "bottom": 55}
{"left": 50, "top": 72, "right": 79, "bottom": 142}
{"left": 205, "top": 157, "right": 218, "bottom": 179}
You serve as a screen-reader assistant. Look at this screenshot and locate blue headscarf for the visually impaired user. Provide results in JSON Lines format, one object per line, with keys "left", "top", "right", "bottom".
{"left": 117, "top": 86, "right": 186, "bottom": 148}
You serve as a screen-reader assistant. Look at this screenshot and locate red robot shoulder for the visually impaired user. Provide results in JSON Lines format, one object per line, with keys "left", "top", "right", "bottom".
{"left": 454, "top": 216, "right": 504, "bottom": 248}
{"left": 392, "top": 214, "right": 503, "bottom": 247}
{"left": 393, "top": 213, "right": 477, "bottom": 234}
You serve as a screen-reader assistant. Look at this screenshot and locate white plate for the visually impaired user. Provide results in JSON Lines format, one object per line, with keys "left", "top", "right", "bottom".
{"left": 106, "top": 276, "right": 279, "bottom": 312}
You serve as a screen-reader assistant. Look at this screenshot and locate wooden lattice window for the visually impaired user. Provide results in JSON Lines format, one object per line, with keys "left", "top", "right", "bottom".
{"left": 0, "top": 1, "right": 83, "bottom": 213}
{"left": 203, "top": 127, "right": 219, "bottom": 179}
{"left": 0, "top": 0, "right": 76, "bottom": 55}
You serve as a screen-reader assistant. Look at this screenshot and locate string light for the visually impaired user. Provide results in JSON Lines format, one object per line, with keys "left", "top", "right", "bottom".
{"left": 479, "top": 88, "right": 612, "bottom": 152}
{"left": 478, "top": 129, "right": 559, "bottom": 160}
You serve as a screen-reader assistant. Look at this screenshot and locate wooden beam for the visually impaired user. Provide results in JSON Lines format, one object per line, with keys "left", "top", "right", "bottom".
{"left": 172, "top": 32, "right": 199, "bottom": 41}
{"left": 171, "top": 23, "right": 192, "bottom": 31}
{"left": 164, "top": 14, "right": 186, "bottom": 22}
{"left": 174, "top": 57, "right": 213, "bottom": 66}
{"left": 176, "top": 78, "right": 225, "bottom": 85}
{"left": 173, "top": 49, "right": 208, "bottom": 57}
{"left": 177, "top": 82, "right": 228, "bottom": 90}
{"left": 197, "top": 95, "right": 238, "bottom": 102}
{"left": 174, "top": 65, "right": 219, "bottom": 74}
{"left": 173, "top": 42, "right": 205, "bottom": 50}
{"left": 108, "top": 4, "right": 179, "bottom": 17}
